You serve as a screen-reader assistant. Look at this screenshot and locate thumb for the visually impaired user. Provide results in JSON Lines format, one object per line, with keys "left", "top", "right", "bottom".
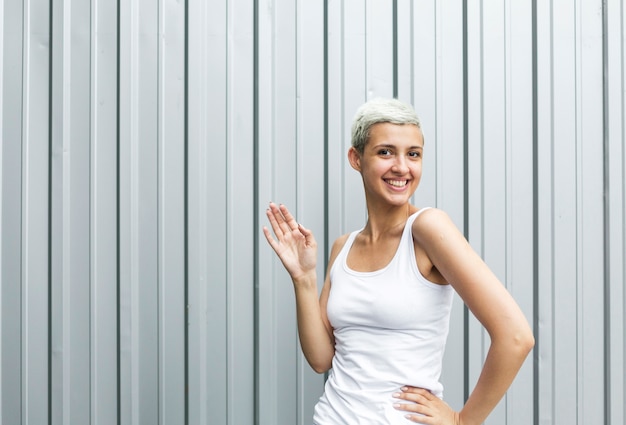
{"left": 298, "top": 223, "right": 316, "bottom": 242}
{"left": 298, "top": 223, "right": 310, "bottom": 235}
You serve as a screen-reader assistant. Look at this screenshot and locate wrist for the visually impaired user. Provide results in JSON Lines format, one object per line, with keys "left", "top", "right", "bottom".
{"left": 457, "top": 410, "right": 479, "bottom": 425}
{"left": 291, "top": 272, "right": 317, "bottom": 290}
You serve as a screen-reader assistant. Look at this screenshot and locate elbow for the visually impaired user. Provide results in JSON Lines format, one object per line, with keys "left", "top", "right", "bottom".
{"left": 524, "top": 333, "right": 536, "bottom": 354}
{"left": 309, "top": 360, "right": 332, "bottom": 374}
{"left": 493, "top": 326, "right": 535, "bottom": 359}
{"left": 306, "top": 350, "right": 333, "bottom": 373}
{"left": 511, "top": 328, "right": 535, "bottom": 357}
{"left": 303, "top": 343, "right": 334, "bottom": 374}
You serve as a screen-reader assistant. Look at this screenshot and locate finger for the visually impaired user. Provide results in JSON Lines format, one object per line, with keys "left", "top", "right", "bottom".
{"left": 279, "top": 204, "right": 300, "bottom": 230}
{"left": 266, "top": 207, "right": 286, "bottom": 238}
{"left": 393, "top": 401, "right": 429, "bottom": 414}
{"left": 267, "top": 203, "right": 294, "bottom": 236}
{"left": 262, "top": 226, "right": 279, "bottom": 250}
{"left": 393, "top": 393, "right": 432, "bottom": 414}
{"left": 297, "top": 223, "right": 317, "bottom": 245}
{"left": 391, "top": 401, "right": 431, "bottom": 424}
{"left": 394, "top": 391, "right": 436, "bottom": 417}
{"left": 269, "top": 203, "right": 292, "bottom": 234}
{"left": 402, "top": 387, "right": 435, "bottom": 401}
{"left": 403, "top": 413, "right": 431, "bottom": 424}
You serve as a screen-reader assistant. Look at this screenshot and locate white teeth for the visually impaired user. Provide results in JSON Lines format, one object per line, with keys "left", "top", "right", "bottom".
{"left": 387, "top": 180, "right": 407, "bottom": 187}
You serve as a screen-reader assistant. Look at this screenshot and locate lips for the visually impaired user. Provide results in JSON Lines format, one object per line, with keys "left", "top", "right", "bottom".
{"left": 385, "top": 179, "right": 408, "bottom": 188}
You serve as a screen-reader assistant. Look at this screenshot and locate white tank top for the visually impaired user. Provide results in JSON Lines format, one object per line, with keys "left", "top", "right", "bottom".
{"left": 313, "top": 208, "right": 454, "bottom": 424}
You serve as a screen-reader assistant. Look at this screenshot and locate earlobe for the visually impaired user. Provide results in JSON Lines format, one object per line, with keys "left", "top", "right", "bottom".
{"left": 348, "top": 147, "right": 362, "bottom": 172}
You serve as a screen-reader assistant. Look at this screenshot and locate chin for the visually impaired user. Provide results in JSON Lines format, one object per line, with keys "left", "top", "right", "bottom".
{"left": 385, "top": 195, "right": 413, "bottom": 206}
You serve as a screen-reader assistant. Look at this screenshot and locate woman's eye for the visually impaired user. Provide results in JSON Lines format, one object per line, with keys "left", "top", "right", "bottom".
{"left": 409, "top": 151, "right": 421, "bottom": 158}
{"left": 378, "top": 149, "right": 391, "bottom": 156}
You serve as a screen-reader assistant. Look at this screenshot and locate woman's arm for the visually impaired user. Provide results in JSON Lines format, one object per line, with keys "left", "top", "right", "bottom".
{"left": 395, "top": 208, "right": 534, "bottom": 425}
{"left": 263, "top": 203, "right": 340, "bottom": 373}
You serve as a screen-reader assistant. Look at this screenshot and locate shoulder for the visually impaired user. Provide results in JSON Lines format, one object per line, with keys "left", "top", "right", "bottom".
{"left": 329, "top": 233, "right": 351, "bottom": 262}
{"left": 322, "top": 233, "right": 352, "bottom": 285}
{"left": 411, "top": 207, "right": 471, "bottom": 270}
{"left": 411, "top": 207, "right": 460, "bottom": 243}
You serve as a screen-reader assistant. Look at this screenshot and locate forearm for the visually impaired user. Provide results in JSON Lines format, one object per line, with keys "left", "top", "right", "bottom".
{"left": 460, "top": 334, "right": 534, "bottom": 425}
{"left": 292, "top": 274, "right": 335, "bottom": 373}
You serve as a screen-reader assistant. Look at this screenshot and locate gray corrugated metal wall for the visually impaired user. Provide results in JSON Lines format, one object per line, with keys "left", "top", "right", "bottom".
{"left": 1, "top": 1, "right": 624, "bottom": 424}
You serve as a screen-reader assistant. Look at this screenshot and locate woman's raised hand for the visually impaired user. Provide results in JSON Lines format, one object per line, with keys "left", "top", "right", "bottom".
{"left": 263, "top": 203, "right": 318, "bottom": 281}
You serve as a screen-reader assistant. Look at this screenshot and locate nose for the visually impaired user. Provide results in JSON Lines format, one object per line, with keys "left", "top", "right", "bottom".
{"left": 391, "top": 156, "right": 409, "bottom": 173}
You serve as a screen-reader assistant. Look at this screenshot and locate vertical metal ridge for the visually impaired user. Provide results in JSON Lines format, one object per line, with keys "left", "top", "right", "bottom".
{"left": 323, "top": 0, "right": 329, "bottom": 271}
{"left": 392, "top": 0, "right": 398, "bottom": 98}
{"left": 115, "top": 0, "right": 122, "bottom": 422}
{"left": 621, "top": 8, "right": 626, "bottom": 425}
{"left": 89, "top": 1, "right": 94, "bottom": 418}
{"left": 89, "top": 1, "right": 94, "bottom": 421}
{"left": 531, "top": 0, "right": 540, "bottom": 423}
{"left": 47, "top": 0, "right": 54, "bottom": 423}
{"left": 322, "top": 0, "right": 330, "bottom": 388}
{"left": 462, "top": 0, "right": 470, "bottom": 404}
{"left": 0, "top": 0, "right": 3, "bottom": 417}
{"left": 0, "top": 0, "right": 3, "bottom": 418}
{"left": 601, "top": 1, "right": 611, "bottom": 424}
{"left": 253, "top": 0, "right": 260, "bottom": 424}
{"left": 157, "top": 2, "right": 162, "bottom": 423}
{"left": 294, "top": 2, "right": 300, "bottom": 420}
{"left": 183, "top": 0, "right": 189, "bottom": 423}
{"left": 20, "top": 0, "right": 25, "bottom": 414}
{"left": 225, "top": 2, "right": 231, "bottom": 424}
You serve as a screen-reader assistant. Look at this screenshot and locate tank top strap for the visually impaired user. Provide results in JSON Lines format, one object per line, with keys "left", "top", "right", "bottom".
{"left": 331, "top": 228, "right": 362, "bottom": 273}
{"left": 341, "top": 229, "right": 361, "bottom": 254}
{"left": 406, "top": 207, "right": 432, "bottom": 228}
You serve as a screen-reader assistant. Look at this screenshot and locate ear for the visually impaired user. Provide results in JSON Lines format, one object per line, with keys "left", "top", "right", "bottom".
{"left": 347, "top": 147, "right": 362, "bottom": 172}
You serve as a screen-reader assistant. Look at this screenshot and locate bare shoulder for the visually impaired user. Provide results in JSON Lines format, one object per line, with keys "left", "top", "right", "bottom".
{"left": 328, "top": 233, "right": 351, "bottom": 264}
{"left": 320, "top": 233, "right": 351, "bottom": 291}
{"left": 411, "top": 207, "right": 461, "bottom": 243}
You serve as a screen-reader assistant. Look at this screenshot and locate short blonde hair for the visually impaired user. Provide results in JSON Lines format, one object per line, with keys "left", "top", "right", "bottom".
{"left": 351, "top": 98, "right": 421, "bottom": 153}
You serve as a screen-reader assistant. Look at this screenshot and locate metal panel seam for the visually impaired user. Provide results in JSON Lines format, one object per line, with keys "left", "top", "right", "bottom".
{"left": 253, "top": 1, "right": 260, "bottom": 424}
{"left": 531, "top": 1, "right": 540, "bottom": 423}
{"left": 183, "top": 1, "right": 189, "bottom": 424}
{"left": 601, "top": 1, "right": 612, "bottom": 424}
{"left": 0, "top": 0, "right": 4, "bottom": 416}
{"left": 392, "top": 0, "right": 398, "bottom": 98}
{"left": 461, "top": 0, "right": 470, "bottom": 403}
{"left": 225, "top": 2, "right": 231, "bottom": 423}
{"left": 322, "top": 0, "right": 330, "bottom": 390}
{"left": 115, "top": 0, "right": 122, "bottom": 423}
{"left": 47, "top": 0, "right": 54, "bottom": 423}
{"left": 294, "top": 0, "right": 300, "bottom": 421}
{"left": 90, "top": 1, "right": 96, "bottom": 423}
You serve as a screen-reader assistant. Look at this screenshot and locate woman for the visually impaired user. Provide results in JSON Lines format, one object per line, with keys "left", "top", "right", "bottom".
{"left": 263, "top": 98, "right": 534, "bottom": 424}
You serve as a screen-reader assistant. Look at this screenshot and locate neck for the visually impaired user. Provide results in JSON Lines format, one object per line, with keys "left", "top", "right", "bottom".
{"left": 361, "top": 203, "right": 412, "bottom": 240}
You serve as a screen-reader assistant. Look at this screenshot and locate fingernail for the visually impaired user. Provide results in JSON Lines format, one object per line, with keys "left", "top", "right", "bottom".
{"left": 392, "top": 392, "right": 401, "bottom": 398}
{"left": 401, "top": 386, "right": 408, "bottom": 391}
{"left": 393, "top": 403, "right": 401, "bottom": 409}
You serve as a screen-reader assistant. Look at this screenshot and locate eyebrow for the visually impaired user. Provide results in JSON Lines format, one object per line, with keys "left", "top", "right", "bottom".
{"left": 374, "top": 143, "right": 423, "bottom": 150}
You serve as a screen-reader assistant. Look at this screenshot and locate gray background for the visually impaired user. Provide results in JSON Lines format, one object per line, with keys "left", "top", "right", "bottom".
{"left": 1, "top": 0, "right": 625, "bottom": 424}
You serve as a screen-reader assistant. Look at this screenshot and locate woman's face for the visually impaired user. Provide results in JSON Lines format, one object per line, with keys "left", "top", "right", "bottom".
{"left": 349, "top": 122, "right": 424, "bottom": 207}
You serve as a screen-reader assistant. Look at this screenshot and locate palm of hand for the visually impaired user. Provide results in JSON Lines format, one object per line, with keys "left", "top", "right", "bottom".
{"left": 263, "top": 203, "right": 317, "bottom": 280}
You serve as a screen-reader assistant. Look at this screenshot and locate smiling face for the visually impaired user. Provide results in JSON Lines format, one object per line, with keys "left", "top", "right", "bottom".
{"left": 348, "top": 122, "right": 424, "bottom": 208}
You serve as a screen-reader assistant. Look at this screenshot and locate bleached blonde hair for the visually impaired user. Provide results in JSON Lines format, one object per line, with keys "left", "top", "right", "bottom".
{"left": 350, "top": 98, "right": 421, "bottom": 153}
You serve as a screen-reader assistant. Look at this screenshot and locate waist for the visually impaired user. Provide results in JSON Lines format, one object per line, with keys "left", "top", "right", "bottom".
{"left": 313, "top": 371, "right": 439, "bottom": 424}
{"left": 328, "top": 353, "right": 444, "bottom": 399}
